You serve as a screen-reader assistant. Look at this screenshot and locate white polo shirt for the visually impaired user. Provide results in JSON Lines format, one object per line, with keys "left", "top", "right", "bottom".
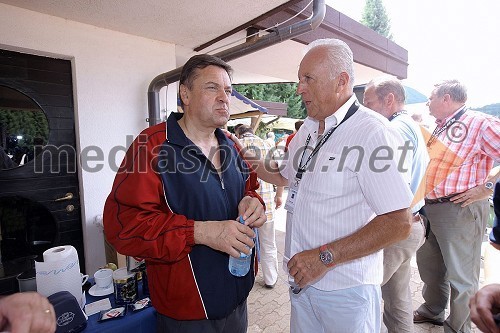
{"left": 280, "top": 95, "right": 413, "bottom": 291}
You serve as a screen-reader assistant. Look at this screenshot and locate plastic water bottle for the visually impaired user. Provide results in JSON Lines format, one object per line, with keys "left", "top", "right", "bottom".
{"left": 228, "top": 216, "right": 252, "bottom": 277}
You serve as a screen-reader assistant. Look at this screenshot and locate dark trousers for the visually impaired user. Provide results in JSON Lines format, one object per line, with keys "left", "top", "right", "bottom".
{"left": 156, "top": 301, "right": 247, "bottom": 333}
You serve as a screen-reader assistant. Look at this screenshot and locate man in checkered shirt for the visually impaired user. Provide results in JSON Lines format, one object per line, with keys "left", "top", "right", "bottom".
{"left": 414, "top": 80, "right": 500, "bottom": 333}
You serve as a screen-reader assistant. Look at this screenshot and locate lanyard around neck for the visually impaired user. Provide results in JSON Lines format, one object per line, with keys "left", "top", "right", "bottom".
{"left": 388, "top": 110, "right": 407, "bottom": 121}
{"left": 296, "top": 101, "right": 359, "bottom": 181}
{"left": 427, "top": 107, "right": 467, "bottom": 147}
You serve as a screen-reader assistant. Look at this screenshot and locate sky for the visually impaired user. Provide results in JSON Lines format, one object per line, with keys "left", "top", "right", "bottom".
{"left": 326, "top": 0, "right": 500, "bottom": 107}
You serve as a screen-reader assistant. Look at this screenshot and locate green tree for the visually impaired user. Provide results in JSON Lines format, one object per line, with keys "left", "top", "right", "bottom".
{"left": 233, "top": 83, "right": 306, "bottom": 138}
{"left": 361, "top": 0, "right": 393, "bottom": 40}
{"left": 234, "top": 83, "right": 305, "bottom": 119}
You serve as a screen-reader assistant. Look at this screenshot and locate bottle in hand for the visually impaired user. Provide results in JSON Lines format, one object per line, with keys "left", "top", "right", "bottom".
{"left": 228, "top": 216, "right": 252, "bottom": 277}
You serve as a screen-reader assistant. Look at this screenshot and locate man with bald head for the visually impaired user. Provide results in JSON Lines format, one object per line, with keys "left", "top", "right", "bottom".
{"left": 364, "top": 77, "right": 429, "bottom": 333}
{"left": 233, "top": 39, "right": 414, "bottom": 332}
{"left": 414, "top": 80, "right": 500, "bottom": 333}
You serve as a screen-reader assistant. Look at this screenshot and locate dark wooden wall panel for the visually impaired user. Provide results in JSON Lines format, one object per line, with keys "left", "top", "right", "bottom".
{"left": 0, "top": 49, "right": 85, "bottom": 294}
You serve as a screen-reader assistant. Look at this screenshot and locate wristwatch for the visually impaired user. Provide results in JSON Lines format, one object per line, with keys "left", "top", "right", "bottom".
{"left": 485, "top": 181, "right": 494, "bottom": 192}
{"left": 319, "top": 244, "right": 335, "bottom": 268}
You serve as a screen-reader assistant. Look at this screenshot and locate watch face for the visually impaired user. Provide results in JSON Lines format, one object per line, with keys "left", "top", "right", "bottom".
{"left": 485, "top": 182, "right": 494, "bottom": 190}
{"left": 320, "top": 250, "right": 333, "bottom": 265}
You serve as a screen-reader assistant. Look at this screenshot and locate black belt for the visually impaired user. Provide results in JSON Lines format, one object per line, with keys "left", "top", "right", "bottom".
{"left": 425, "top": 195, "right": 456, "bottom": 204}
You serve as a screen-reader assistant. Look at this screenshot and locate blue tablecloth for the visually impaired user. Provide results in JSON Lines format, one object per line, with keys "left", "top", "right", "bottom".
{"left": 83, "top": 278, "right": 156, "bottom": 333}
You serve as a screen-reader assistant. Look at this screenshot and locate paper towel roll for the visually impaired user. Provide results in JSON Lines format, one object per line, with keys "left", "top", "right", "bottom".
{"left": 35, "top": 245, "right": 84, "bottom": 307}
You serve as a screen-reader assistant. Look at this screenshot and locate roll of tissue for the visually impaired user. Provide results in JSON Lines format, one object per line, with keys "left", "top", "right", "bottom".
{"left": 35, "top": 245, "right": 84, "bottom": 307}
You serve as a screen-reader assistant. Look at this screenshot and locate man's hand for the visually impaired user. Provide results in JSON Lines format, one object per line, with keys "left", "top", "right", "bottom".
{"left": 194, "top": 220, "right": 255, "bottom": 258}
{"left": 287, "top": 248, "right": 329, "bottom": 289}
{"left": 238, "top": 196, "right": 266, "bottom": 228}
{"left": 0, "top": 292, "right": 56, "bottom": 333}
{"left": 469, "top": 283, "right": 500, "bottom": 333}
{"left": 450, "top": 184, "right": 493, "bottom": 207}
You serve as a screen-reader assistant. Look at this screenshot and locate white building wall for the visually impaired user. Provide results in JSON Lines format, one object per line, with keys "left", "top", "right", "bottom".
{"left": 0, "top": 3, "right": 177, "bottom": 274}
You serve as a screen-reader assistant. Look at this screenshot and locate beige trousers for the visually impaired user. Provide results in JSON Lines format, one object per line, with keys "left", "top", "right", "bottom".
{"left": 381, "top": 217, "right": 426, "bottom": 333}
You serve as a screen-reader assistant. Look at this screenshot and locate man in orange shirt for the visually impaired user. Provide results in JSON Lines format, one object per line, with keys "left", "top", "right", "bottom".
{"left": 414, "top": 80, "right": 500, "bottom": 333}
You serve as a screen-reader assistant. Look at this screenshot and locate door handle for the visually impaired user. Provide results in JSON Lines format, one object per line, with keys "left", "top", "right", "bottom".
{"left": 55, "top": 192, "right": 73, "bottom": 201}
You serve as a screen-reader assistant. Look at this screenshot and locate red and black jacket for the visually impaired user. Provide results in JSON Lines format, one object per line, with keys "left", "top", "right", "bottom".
{"left": 104, "top": 113, "right": 263, "bottom": 320}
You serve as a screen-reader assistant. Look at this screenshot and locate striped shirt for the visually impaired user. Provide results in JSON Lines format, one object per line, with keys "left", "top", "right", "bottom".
{"left": 425, "top": 109, "right": 500, "bottom": 199}
{"left": 280, "top": 95, "right": 413, "bottom": 290}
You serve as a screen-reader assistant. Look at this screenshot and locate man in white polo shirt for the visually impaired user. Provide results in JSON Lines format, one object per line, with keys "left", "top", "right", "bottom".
{"left": 232, "top": 38, "right": 413, "bottom": 332}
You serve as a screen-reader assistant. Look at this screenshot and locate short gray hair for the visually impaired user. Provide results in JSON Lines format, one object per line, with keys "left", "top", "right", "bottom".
{"left": 306, "top": 39, "right": 355, "bottom": 90}
{"left": 433, "top": 80, "right": 467, "bottom": 103}
{"left": 367, "top": 76, "right": 406, "bottom": 104}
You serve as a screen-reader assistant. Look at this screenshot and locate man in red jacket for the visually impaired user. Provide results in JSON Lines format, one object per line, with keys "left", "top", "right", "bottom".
{"left": 104, "top": 54, "right": 265, "bottom": 333}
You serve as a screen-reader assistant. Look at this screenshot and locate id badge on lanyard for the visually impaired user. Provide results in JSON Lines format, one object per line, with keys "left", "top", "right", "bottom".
{"left": 284, "top": 176, "right": 300, "bottom": 213}
{"left": 283, "top": 101, "right": 359, "bottom": 214}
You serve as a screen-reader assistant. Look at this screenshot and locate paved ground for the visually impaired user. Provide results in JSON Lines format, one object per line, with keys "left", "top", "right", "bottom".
{"left": 246, "top": 200, "right": 499, "bottom": 333}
